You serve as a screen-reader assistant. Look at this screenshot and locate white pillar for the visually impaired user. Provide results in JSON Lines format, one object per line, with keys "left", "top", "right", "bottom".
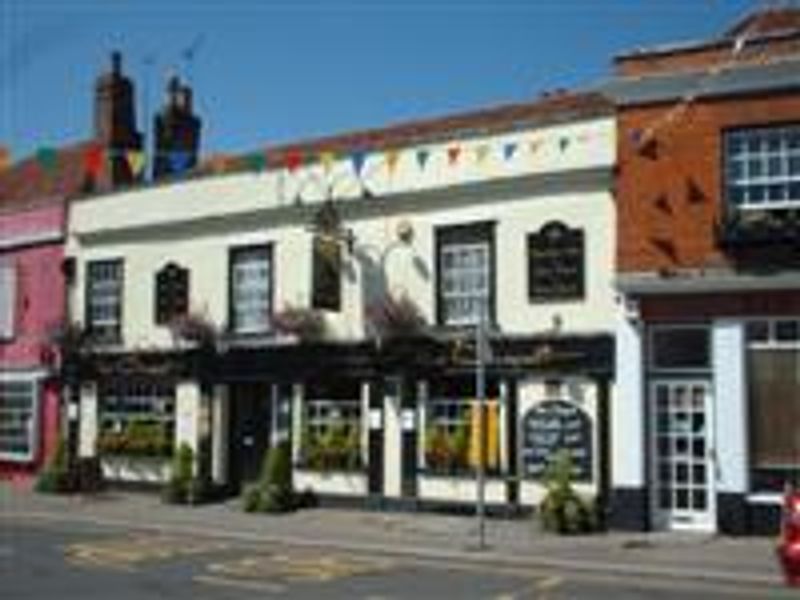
{"left": 211, "top": 385, "right": 229, "bottom": 485}
{"left": 176, "top": 381, "right": 201, "bottom": 455}
{"left": 712, "top": 320, "right": 748, "bottom": 494}
{"left": 291, "top": 383, "right": 303, "bottom": 464}
{"left": 78, "top": 382, "right": 97, "bottom": 458}
{"left": 383, "top": 379, "right": 402, "bottom": 498}
{"left": 613, "top": 314, "right": 645, "bottom": 489}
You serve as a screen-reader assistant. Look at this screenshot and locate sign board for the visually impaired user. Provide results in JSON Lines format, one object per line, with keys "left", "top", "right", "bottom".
{"left": 520, "top": 399, "right": 592, "bottom": 481}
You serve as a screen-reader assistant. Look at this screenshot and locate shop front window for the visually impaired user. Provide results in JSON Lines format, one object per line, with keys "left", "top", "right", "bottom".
{"left": 746, "top": 319, "right": 800, "bottom": 493}
{"left": 301, "top": 396, "right": 362, "bottom": 472}
{"left": 96, "top": 382, "right": 175, "bottom": 458}
{"left": 0, "top": 378, "right": 38, "bottom": 462}
{"left": 422, "top": 378, "right": 500, "bottom": 476}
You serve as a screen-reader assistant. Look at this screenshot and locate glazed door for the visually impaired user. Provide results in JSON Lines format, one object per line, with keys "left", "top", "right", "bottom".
{"left": 651, "top": 380, "right": 716, "bottom": 531}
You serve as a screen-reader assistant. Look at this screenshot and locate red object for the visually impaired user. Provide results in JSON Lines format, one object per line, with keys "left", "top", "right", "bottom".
{"left": 83, "top": 143, "right": 104, "bottom": 177}
{"left": 777, "top": 490, "right": 800, "bottom": 586}
{"left": 284, "top": 149, "right": 303, "bottom": 172}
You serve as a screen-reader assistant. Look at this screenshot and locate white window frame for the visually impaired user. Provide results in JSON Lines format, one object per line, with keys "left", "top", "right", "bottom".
{"left": 440, "top": 241, "right": 490, "bottom": 326}
{"left": 305, "top": 398, "right": 362, "bottom": 442}
{"left": 97, "top": 382, "right": 176, "bottom": 456}
{"left": 0, "top": 374, "right": 40, "bottom": 463}
{"left": 724, "top": 125, "right": 800, "bottom": 211}
{"left": 86, "top": 259, "right": 123, "bottom": 341}
{"left": 230, "top": 246, "right": 272, "bottom": 335}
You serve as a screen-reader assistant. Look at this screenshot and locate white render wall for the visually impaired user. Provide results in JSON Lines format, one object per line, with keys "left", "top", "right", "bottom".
{"left": 67, "top": 116, "right": 616, "bottom": 348}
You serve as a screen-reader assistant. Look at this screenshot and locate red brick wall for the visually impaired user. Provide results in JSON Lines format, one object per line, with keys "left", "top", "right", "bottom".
{"left": 617, "top": 92, "right": 800, "bottom": 273}
{"left": 615, "top": 35, "right": 800, "bottom": 78}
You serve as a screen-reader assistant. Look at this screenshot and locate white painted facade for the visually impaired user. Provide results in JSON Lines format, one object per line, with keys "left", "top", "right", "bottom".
{"left": 68, "top": 108, "right": 617, "bottom": 510}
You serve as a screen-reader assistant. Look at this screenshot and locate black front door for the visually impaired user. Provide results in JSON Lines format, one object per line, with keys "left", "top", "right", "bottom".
{"left": 229, "top": 383, "right": 272, "bottom": 492}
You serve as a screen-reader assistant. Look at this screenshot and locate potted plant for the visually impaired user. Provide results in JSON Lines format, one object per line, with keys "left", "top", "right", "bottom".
{"left": 366, "top": 293, "right": 427, "bottom": 341}
{"left": 273, "top": 304, "right": 327, "bottom": 342}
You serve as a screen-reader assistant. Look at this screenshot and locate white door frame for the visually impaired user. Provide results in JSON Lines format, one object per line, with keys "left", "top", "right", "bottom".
{"left": 649, "top": 379, "right": 717, "bottom": 532}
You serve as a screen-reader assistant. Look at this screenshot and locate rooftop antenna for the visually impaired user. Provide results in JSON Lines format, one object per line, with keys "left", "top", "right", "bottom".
{"left": 180, "top": 34, "right": 205, "bottom": 86}
{"left": 141, "top": 52, "right": 157, "bottom": 180}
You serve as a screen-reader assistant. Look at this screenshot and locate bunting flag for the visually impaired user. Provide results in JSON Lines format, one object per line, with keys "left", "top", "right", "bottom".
{"left": 447, "top": 145, "right": 461, "bottom": 166}
{"left": 351, "top": 150, "right": 367, "bottom": 176}
{"left": 126, "top": 150, "right": 146, "bottom": 177}
{"left": 385, "top": 149, "right": 400, "bottom": 175}
{"left": 528, "top": 139, "right": 543, "bottom": 155}
{"left": 415, "top": 149, "right": 430, "bottom": 170}
{"left": 0, "top": 146, "right": 10, "bottom": 171}
{"left": 558, "top": 137, "right": 570, "bottom": 152}
{"left": 503, "top": 142, "right": 518, "bottom": 161}
{"left": 168, "top": 150, "right": 192, "bottom": 173}
{"left": 285, "top": 149, "right": 303, "bottom": 172}
{"left": 245, "top": 151, "right": 266, "bottom": 172}
{"left": 36, "top": 147, "right": 58, "bottom": 174}
{"left": 474, "top": 144, "right": 490, "bottom": 164}
{"left": 83, "top": 144, "right": 104, "bottom": 177}
{"left": 319, "top": 151, "right": 336, "bottom": 173}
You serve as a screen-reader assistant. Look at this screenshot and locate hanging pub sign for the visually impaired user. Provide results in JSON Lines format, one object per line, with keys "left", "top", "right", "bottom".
{"left": 527, "top": 221, "right": 584, "bottom": 302}
{"left": 521, "top": 399, "right": 592, "bottom": 482}
{"left": 154, "top": 262, "right": 190, "bottom": 324}
{"left": 310, "top": 201, "right": 345, "bottom": 311}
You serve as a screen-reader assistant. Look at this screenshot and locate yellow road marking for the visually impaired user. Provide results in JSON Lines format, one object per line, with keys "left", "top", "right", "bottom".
{"left": 194, "top": 574, "right": 286, "bottom": 593}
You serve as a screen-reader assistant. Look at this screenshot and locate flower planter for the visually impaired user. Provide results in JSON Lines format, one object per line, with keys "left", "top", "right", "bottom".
{"left": 101, "top": 455, "right": 171, "bottom": 484}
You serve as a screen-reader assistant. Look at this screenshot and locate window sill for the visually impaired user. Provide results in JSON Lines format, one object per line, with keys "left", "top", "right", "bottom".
{"left": 747, "top": 493, "right": 784, "bottom": 505}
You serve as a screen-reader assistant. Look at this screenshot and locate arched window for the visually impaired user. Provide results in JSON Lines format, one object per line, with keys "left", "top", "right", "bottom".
{"left": 154, "top": 262, "right": 189, "bottom": 324}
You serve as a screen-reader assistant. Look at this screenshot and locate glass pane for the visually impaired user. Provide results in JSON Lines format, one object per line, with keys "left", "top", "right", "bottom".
{"left": 692, "top": 489, "right": 707, "bottom": 510}
{"left": 651, "top": 328, "right": 710, "bottom": 370}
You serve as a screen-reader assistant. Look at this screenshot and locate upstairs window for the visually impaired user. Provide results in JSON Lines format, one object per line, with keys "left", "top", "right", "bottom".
{"left": 0, "top": 264, "right": 17, "bottom": 341}
{"left": 528, "top": 221, "right": 585, "bottom": 302}
{"left": 154, "top": 263, "right": 189, "bottom": 325}
{"left": 230, "top": 245, "right": 273, "bottom": 334}
{"left": 725, "top": 125, "right": 800, "bottom": 210}
{"left": 436, "top": 222, "right": 495, "bottom": 326}
{"left": 86, "top": 259, "right": 123, "bottom": 342}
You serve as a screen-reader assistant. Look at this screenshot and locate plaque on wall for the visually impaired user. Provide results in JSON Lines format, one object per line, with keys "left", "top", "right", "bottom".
{"left": 527, "top": 221, "right": 584, "bottom": 301}
{"left": 520, "top": 399, "right": 592, "bottom": 481}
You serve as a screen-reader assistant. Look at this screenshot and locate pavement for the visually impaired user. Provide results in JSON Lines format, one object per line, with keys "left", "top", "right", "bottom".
{"left": 0, "top": 481, "right": 785, "bottom": 589}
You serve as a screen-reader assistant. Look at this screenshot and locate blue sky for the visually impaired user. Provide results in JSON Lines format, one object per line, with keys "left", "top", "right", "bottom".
{"left": 0, "top": 0, "right": 758, "bottom": 160}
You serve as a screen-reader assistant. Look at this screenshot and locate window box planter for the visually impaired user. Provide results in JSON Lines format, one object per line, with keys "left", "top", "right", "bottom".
{"left": 100, "top": 454, "right": 171, "bottom": 484}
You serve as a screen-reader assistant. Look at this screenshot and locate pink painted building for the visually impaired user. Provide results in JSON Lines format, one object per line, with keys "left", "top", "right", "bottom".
{"left": 0, "top": 150, "right": 85, "bottom": 479}
{"left": 0, "top": 53, "right": 143, "bottom": 480}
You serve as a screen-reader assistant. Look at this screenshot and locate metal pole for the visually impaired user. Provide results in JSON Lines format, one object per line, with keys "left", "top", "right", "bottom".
{"left": 475, "top": 302, "right": 486, "bottom": 550}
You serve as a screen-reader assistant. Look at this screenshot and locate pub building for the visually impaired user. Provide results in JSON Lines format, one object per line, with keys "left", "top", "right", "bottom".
{"left": 65, "top": 90, "right": 618, "bottom": 515}
{"left": 606, "top": 8, "right": 800, "bottom": 534}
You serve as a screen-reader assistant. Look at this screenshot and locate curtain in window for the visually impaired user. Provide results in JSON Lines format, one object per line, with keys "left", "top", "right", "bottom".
{"left": 467, "top": 400, "right": 499, "bottom": 470}
{"left": 749, "top": 349, "right": 800, "bottom": 468}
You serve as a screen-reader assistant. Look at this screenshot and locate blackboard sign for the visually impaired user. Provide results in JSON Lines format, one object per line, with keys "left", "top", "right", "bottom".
{"left": 527, "top": 221, "right": 585, "bottom": 301}
{"left": 521, "top": 400, "right": 592, "bottom": 482}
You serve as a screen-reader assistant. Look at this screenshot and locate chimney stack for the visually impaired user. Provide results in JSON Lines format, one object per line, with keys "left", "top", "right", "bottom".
{"left": 152, "top": 74, "right": 202, "bottom": 179}
{"left": 93, "top": 51, "right": 143, "bottom": 186}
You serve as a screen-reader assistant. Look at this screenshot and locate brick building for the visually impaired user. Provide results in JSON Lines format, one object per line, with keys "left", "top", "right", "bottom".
{"left": 607, "top": 9, "right": 800, "bottom": 534}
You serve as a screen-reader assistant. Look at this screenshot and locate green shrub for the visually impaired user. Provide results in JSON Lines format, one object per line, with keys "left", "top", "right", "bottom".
{"left": 241, "top": 442, "right": 296, "bottom": 514}
{"left": 163, "top": 443, "right": 195, "bottom": 504}
{"left": 538, "top": 450, "right": 595, "bottom": 535}
{"left": 35, "top": 436, "right": 71, "bottom": 494}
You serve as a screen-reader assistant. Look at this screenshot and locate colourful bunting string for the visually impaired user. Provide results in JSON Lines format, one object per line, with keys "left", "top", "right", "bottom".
{"left": 351, "top": 150, "right": 367, "bottom": 176}
{"left": 36, "top": 147, "right": 58, "bottom": 174}
{"left": 474, "top": 144, "right": 490, "bottom": 164}
{"left": 245, "top": 152, "right": 266, "bottom": 171}
{"left": 84, "top": 144, "right": 104, "bottom": 177}
{"left": 320, "top": 151, "right": 336, "bottom": 173}
{"left": 285, "top": 150, "right": 303, "bottom": 172}
{"left": 416, "top": 149, "right": 430, "bottom": 170}
{"left": 126, "top": 151, "right": 146, "bottom": 177}
{"left": 447, "top": 145, "right": 461, "bottom": 166}
{"left": 503, "top": 142, "right": 518, "bottom": 161}
{"left": 385, "top": 149, "right": 400, "bottom": 175}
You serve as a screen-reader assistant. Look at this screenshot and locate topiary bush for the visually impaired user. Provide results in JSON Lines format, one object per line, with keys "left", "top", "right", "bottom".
{"left": 241, "top": 441, "right": 296, "bottom": 513}
{"left": 163, "top": 442, "right": 195, "bottom": 504}
{"left": 35, "top": 436, "right": 71, "bottom": 494}
{"left": 538, "top": 450, "right": 596, "bottom": 535}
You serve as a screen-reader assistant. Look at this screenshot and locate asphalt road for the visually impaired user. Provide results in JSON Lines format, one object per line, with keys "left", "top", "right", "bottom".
{"left": 0, "top": 519, "right": 794, "bottom": 599}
